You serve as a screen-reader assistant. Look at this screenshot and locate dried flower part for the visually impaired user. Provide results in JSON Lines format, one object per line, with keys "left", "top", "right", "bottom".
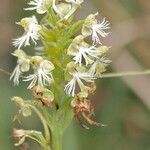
{"left": 32, "top": 86, "right": 54, "bottom": 107}
{"left": 13, "top": 128, "right": 25, "bottom": 138}
{"left": 71, "top": 96, "right": 104, "bottom": 129}
{"left": 19, "top": 143, "right": 29, "bottom": 150}
{"left": 13, "top": 128, "right": 43, "bottom": 147}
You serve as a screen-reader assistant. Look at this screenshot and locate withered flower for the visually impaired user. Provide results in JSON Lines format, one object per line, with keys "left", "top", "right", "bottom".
{"left": 32, "top": 86, "right": 54, "bottom": 107}
{"left": 71, "top": 92, "right": 105, "bottom": 129}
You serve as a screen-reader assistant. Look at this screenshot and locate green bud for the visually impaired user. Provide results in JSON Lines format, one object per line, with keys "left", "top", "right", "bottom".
{"left": 43, "top": 88, "right": 54, "bottom": 102}
{"left": 22, "top": 106, "right": 32, "bottom": 117}
{"left": 98, "top": 46, "right": 110, "bottom": 54}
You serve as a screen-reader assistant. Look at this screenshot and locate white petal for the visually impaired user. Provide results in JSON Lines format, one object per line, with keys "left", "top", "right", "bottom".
{"left": 10, "top": 65, "right": 21, "bottom": 86}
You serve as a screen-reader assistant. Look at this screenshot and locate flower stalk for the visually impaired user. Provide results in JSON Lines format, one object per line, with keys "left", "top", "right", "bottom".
{"left": 101, "top": 70, "right": 150, "bottom": 78}
{"left": 28, "top": 105, "right": 50, "bottom": 144}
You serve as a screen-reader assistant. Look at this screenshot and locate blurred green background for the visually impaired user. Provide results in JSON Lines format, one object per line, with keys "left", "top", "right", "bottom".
{"left": 0, "top": 0, "right": 150, "bottom": 150}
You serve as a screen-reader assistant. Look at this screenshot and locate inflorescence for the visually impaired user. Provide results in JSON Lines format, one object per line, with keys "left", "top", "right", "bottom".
{"left": 11, "top": 0, "right": 111, "bottom": 149}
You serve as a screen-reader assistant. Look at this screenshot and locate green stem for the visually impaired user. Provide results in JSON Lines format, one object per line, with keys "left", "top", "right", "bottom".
{"left": 51, "top": 126, "right": 62, "bottom": 150}
{"left": 43, "top": 145, "right": 52, "bottom": 150}
{"left": 28, "top": 105, "right": 50, "bottom": 144}
{"left": 0, "top": 68, "right": 11, "bottom": 76}
{"left": 101, "top": 70, "right": 150, "bottom": 78}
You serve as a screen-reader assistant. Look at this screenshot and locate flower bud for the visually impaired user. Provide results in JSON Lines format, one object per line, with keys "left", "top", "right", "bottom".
{"left": 98, "top": 46, "right": 110, "bottom": 54}
{"left": 22, "top": 106, "right": 32, "bottom": 117}
{"left": 12, "top": 96, "right": 25, "bottom": 108}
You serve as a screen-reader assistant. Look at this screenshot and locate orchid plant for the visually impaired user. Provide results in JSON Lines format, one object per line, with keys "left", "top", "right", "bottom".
{"left": 11, "top": 0, "right": 111, "bottom": 150}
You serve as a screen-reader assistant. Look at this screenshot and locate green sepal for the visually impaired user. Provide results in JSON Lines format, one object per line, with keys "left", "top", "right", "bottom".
{"left": 47, "top": 7, "right": 58, "bottom": 27}
{"left": 66, "top": 20, "right": 84, "bottom": 38}
{"left": 41, "top": 26, "right": 56, "bottom": 41}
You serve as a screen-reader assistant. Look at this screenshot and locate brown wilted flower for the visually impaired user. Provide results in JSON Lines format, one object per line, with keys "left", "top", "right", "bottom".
{"left": 31, "top": 86, "right": 55, "bottom": 107}
{"left": 71, "top": 93, "right": 105, "bottom": 129}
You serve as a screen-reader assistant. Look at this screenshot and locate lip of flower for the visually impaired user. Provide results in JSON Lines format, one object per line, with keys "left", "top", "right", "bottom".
{"left": 24, "top": 0, "right": 49, "bottom": 14}
{"left": 23, "top": 59, "right": 54, "bottom": 89}
{"left": 91, "top": 18, "right": 110, "bottom": 45}
{"left": 82, "top": 13, "right": 110, "bottom": 45}
{"left": 10, "top": 65, "right": 22, "bottom": 86}
{"left": 10, "top": 50, "right": 30, "bottom": 86}
{"left": 67, "top": 39, "right": 104, "bottom": 66}
{"left": 13, "top": 16, "right": 41, "bottom": 49}
{"left": 72, "top": 46, "right": 101, "bottom": 66}
{"left": 65, "top": 71, "right": 95, "bottom": 97}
